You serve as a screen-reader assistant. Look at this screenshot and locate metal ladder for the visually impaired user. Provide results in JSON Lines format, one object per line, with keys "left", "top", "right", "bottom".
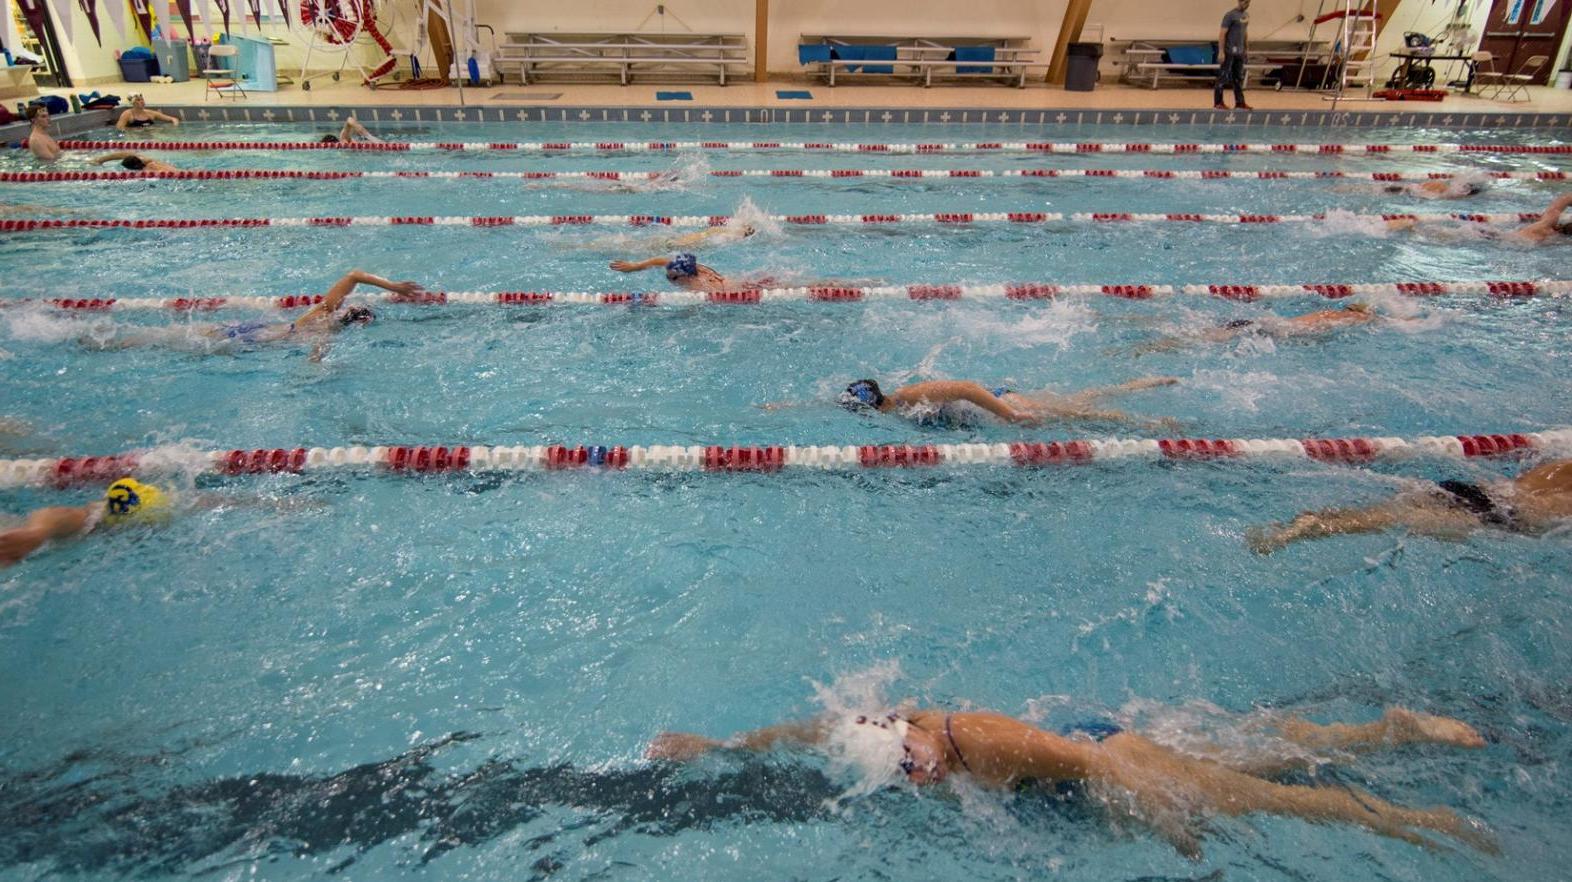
{"left": 1292, "top": 0, "right": 1380, "bottom": 100}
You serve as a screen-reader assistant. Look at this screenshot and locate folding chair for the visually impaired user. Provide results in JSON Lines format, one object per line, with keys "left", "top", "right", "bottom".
{"left": 203, "top": 44, "right": 247, "bottom": 100}
{"left": 1488, "top": 54, "right": 1546, "bottom": 102}
{"left": 1470, "top": 51, "right": 1501, "bottom": 96}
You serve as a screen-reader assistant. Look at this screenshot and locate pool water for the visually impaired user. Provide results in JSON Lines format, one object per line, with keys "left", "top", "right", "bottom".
{"left": 1, "top": 120, "right": 1571, "bottom": 882}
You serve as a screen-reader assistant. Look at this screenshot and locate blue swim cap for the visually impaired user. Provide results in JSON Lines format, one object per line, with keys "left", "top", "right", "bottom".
{"left": 665, "top": 253, "right": 699, "bottom": 279}
{"left": 839, "top": 379, "right": 885, "bottom": 411}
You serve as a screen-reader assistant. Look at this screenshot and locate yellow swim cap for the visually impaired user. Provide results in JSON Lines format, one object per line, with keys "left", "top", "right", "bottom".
{"left": 104, "top": 477, "right": 169, "bottom": 524}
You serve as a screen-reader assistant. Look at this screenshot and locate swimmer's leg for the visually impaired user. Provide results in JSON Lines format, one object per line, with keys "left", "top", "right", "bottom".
{"left": 78, "top": 323, "right": 222, "bottom": 352}
{"left": 1176, "top": 709, "right": 1485, "bottom": 777}
{"left": 1246, "top": 496, "right": 1481, "bottom": 554}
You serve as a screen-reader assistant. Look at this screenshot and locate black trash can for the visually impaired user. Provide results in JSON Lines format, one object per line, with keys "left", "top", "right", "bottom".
{"left": 1065, "top": 41, "right": 1103, "bottom": 91}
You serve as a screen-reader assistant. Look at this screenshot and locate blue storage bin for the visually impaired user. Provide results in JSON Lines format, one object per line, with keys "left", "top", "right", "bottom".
{"left": 118, "top": 56, "right": 159, "bottom": 82}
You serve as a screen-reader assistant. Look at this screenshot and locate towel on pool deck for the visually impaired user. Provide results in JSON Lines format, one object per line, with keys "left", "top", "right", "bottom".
{"left": 797, "top": 44, "right": 832, "bottom": 64}
{"left": 860, "top": 44, "right": 897, "bottom": 74}
{"left": 656, "top": 91, "right": 693, "bottom": 101}
{"left": 776, "top": 90, "right": 813, "bottom": 99}
{"left": 953, "top": 45, "right": 995, "bottom": 74}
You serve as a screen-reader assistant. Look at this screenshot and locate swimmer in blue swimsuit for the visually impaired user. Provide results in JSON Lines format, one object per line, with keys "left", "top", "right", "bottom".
{"left": 80, "top": 270, "right": 425, "bottom": 360}
{"left": 1249, "top": 457, "right": 1572, "bottom": 553}
{"left": 1386, "top": 191, "right": 1572, "bottom": 245}
{"left": 649, "top": 702, "right": 1492, "bottom": 859}
{"left": 835, "top": 376, "right": 1181, "bottom": 429}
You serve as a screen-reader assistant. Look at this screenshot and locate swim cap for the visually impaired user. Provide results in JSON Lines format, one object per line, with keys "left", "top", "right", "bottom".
{"left": 839, "top": 379, "right": 885, "bottom": 411}
{"left": 339, "top": 305, "right": 375, "bottom": 326}
{"left": 824, "top": 713, "right": 911, "bottom": 797}
{"left": 121, "top": 155, "right": 146, "bottom": 170}
{"left": 320, "top": 133, "right": 341, "bottom": 144}
{"left": 104, "top": 477, "right": 169, "bottom": 524}
{"left": 665, "top": 253, "right": 699, "bottom": 278}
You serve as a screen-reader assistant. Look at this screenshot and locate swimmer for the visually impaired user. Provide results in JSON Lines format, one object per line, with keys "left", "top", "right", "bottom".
{"left": 832, "top": 377, "right": 1181, "bottom": 429}
{"left": 610, "top": 252, "right": 731, "bottom": 291}
{"left": 1248, "top": 458, "right": 1572, "bottom": 553}
{"left": 24, "top": 104, "right": 61, "bottom": 162}
{"left": 320, "top": 116, "right": 381, "bottom": 144}
{"left": 80, "top": 269, "right": 424, "bottom": 360}
{"left": 89, "top": 151, "right": 177, "bottom": 173}
{"left": 0, "top": 477, "right": 169, "bottom": 566}
{"left": 114, "top": 94, "right": 179, "bottom": 130}
{"left": 649, "top": 702, "right": 1494, "bottom": 859}
{"left": 1387, "top": 191, "right": 1572, "bottom": 245}
{"left": 1380, "top": 177, "right": 1487, "bottom": 200}
{"left": 1132, "top": 303, "right": 1389, "bottom": 354}
{"left": 667, "top": 223, "right": 757, "bottom": 249}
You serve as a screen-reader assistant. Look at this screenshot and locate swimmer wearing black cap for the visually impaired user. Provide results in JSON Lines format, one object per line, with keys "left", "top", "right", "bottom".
{"left": 610, "top": 252, "right": 731, "bottom": 291}
{"left": 1385, "top": 191, "right": 1572, "bottom": 245}
{"left": 90, "top": 151, "right": 177, "bottom": 172}
{"left": 649, "top": 701, "right": 1493, "bottom": 859}
{"left": 1249, "top": 457, "right": 1572, "bottom": 553}
{"left": 834, "top": 376, "right": 1181, "bottom": 429}
{"left": 80, "top": 269, "right": 424, "bottom": 361}
{"left": 1380, "top": 178, "right": 1487, "bottom": 200}
{"left": 1130, "top": 303, "right": 1398, "bottom": 354}
{"left": 318, "top": 115, "right": 381, "bottom": 144}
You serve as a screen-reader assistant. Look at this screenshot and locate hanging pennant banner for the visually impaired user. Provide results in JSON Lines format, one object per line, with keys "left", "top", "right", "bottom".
{"left": 129, "top": 0, "right": 154, "bottom": 39}
{"left": 100, "top": 0, "right": 127, "bottom": 41}
{"left": 77, "top": 0, "right": 104, "bottom": 44}
{"left": 245, "top": 0, "right": 262, "bottom": 29}
{"left": 173, "top": 0, "right": 195, "bottom": 36}
{"left": 45, "top": 0, "right": 74, "bottom": 44}
{"left": 213, "top": 0, "right": 231, "bottom": 32}
{"left": 193, "top": 0, "right": 213, "bottom": 36}
{"left": 15, "top": 0, "right": 51, "bottom": 48}
{"left": 274, "top": 0, "right": 289, "bottom": 26}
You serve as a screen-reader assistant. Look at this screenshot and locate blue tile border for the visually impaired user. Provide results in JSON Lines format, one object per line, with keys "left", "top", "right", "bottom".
{"left": 155, "top": 104, "right": 1572, "bottom": 130}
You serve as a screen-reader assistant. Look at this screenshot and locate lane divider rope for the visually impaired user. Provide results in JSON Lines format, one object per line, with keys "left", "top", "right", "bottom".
{"left": 7, "top": 429, "right": 1568, "bottom": 487}
{"left": 17, "top": 278, "right": 1569, "bottom": 312}
{"left": 0, "top": 210, "right": 1542, "bottom": 233}
{"left": 5, "top": 168, "right": 1570, "bottom": 184}
{"left": 43, "top": 139, "right": 1572, "bottom": 155}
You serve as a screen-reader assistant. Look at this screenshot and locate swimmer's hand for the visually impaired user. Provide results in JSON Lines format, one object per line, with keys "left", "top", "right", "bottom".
{"left": 610, "top": 260, "right": 642, "bottom": 272}
{"left": 756, "top": 401, "right": 801, "bottom": 412}
{"left": 646, "top": 732, "right": 723, "bottom": 762}
{"left": 1245, "top": 524, "right": 1289, "bottom": 555}
{"left": 383, "top": 281, "right": 428, "bottom": 302}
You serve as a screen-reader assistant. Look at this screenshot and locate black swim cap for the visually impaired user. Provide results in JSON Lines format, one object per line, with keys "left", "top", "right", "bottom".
{"left": 121, "top": 156, "right": 146, "bottom": 170}
{"left": 340, "top": 305, "right": 375, "bottom": 325}
{"left": 320, "top": 133, "right": 341, "bottom": 144}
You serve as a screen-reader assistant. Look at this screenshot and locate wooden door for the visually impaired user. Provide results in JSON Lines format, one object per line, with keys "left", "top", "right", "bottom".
{"left": 1481, "top": 0, "right": 1570, "bottom": 83}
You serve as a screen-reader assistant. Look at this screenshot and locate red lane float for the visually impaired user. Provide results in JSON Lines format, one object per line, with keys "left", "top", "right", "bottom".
{"left": 5, "top": 429, "right": 1568, "bottom": 486}
{"left": 38, "top": 139, "right": 1572, "bottom": 155}
{"left": 12, "top": 278, "right": 1571, "bottom": 313}
{"left": 0, "top": 210, "right": 1543, "bottom": 233}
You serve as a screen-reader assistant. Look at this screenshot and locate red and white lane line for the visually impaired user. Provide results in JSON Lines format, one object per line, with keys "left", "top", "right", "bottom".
{"left": 45, "top": 139, "right": 1572, "bottom": 155}
{"left": 5, "top": 168, "right": 1569, "bottom": 184}
{"left": 7, "top": 429, "right": 1568, "bottom": 486}
{"left": 0, "top": 210, "right": 1543, "bottom": 233}
{"left": 19, "top": 278, "right": 1570, "bottom": 313}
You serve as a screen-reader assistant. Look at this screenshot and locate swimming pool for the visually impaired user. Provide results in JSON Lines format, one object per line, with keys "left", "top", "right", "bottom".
{"left": 1, "top": 119, "right": 1570, "bottom": 882}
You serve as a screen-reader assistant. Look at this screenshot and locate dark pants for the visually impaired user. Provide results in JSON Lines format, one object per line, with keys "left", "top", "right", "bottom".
{"left": 1214, "top": 53, "right": 1246, "bottom": 106}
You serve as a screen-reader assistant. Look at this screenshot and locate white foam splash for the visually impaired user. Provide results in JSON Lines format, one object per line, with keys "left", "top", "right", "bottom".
{"left": 807, "top": 661, "right": 912, "bottom": 803}
{"left": 1309, "top": 208, "right": 1394, "bottom": 239}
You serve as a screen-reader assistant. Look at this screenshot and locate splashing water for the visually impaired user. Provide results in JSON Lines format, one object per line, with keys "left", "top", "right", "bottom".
{"left": 808, "top": 662, "right": 913, "bottom": 802}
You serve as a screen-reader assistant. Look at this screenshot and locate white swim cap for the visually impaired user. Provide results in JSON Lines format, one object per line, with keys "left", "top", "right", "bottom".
{"left": 824, "top": 713, "right": 910, "bottom": 798}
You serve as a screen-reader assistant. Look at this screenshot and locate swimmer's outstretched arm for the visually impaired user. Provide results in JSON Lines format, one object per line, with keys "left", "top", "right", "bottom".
{"left": 298, "top": 270, "right": 424, "bottom": 322}
{"left": 893, "top": 381, "right": 1028, "bottom": 422}
{"left": 647, "top": 718, "right": 829, "bottom": 761}
{"left": 1520, "top": 191, "right": 1572, "bottom": 236}
{"left": 610, "top": 257, "right": 668, "bottom": 272}
{"left": 90, "top": 151, "right": 141, "bottom": 165}
{"left": 0, "top": 504, "right": 93, "bottom": 567}
{"left": 339, "top": 116, "right": 378, "bottom": 143}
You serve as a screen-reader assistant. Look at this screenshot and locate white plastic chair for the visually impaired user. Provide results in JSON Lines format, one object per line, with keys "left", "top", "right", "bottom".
{"left": 203, "top": 44, "right": 246, "bottom": 100}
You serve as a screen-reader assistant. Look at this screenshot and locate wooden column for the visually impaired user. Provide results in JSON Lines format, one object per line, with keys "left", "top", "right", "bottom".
{"left": 1047, "top": 0, "right": 1095, "bottom": 85}
{"left": 755, "top": 0, "right": 769, "bottom": 83}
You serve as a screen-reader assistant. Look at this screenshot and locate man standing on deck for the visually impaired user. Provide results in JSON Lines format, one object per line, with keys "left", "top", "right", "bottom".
{"left": 1214, "top": 0, "right": 1254, "bottom": 111}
